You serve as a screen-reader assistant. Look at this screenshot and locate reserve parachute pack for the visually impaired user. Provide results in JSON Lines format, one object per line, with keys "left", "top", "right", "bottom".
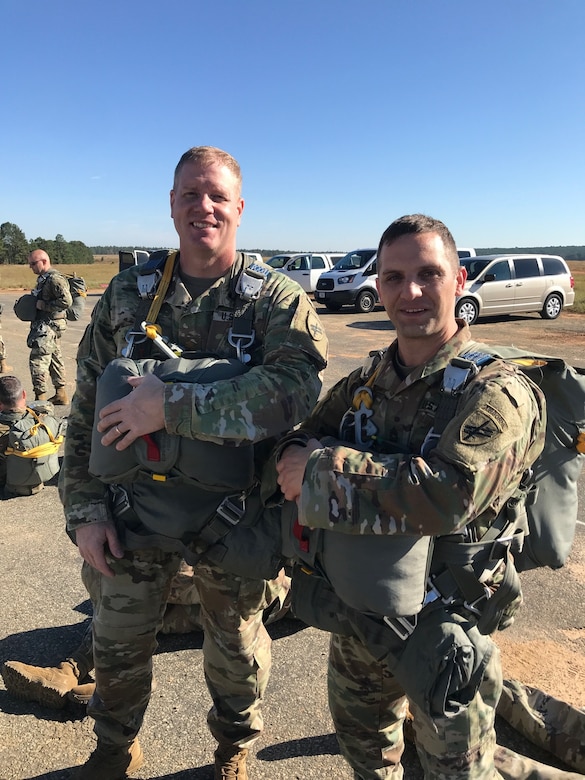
{"left": 4, "top": 407, "right": 64, "bottom": 492}
{"left": 88, "top": 249, "right": 285, "bottom": 579}
{"left": 443, "top": 343, "right": 585, "bottom": 572}
{"left": 13, "top": 272, "right": 87, "bottom": 322}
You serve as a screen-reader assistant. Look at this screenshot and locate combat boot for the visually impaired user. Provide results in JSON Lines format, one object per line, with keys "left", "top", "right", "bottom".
{"left": 71, "top": 739, "right": 144, "bottom": 779}
{"left": 214, "top": 744, "right": 248, "bottom": 779}
{"left": 35, "top": 391, "right": 48, "bottom": 401}
{"left": 67, "top": 681, "right": 96, "bottom": 707}
{"left": 1, "top": 659, "right": 79, "bottom": 709}
{"left": 49, "top": 386, "right": 69, "bottom": 405}
{"left": 0, "top": 359, "right": 13, "bottom": 373}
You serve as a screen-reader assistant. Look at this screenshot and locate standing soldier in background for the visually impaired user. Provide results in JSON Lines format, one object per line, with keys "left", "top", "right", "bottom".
{"left": 60, "top": 145, "right": 327, "bottom": 779}
{"left": 27, "top": 249, "right": 72, "bottom": 404}
{"left": 0, "top": 302, "right": 13, "bottom": 374}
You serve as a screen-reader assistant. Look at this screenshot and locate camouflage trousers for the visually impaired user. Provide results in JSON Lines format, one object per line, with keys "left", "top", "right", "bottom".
{"left": 82, "top": 549, "right": 284, "bottom": 748}
{"left": 496, "top": 679, "right": 585, "bottom": 776}
{"left": 28, "top": 323, "right": 66, "bottom": 394}
{"left": 328, "top": 632, "right": 503, "bottom": 780}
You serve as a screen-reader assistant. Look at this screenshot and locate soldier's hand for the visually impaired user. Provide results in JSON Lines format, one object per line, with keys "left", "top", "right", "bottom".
{"left": 75, "top": 521, "right": 124, "bottom": 577}
{"left": 97, "top": 374, "right": 165, "bottom": 450}
{"left": 276, "top": 440, "right": 321, "bottom": 501}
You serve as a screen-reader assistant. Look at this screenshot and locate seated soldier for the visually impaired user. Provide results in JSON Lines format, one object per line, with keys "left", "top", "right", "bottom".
{"left": 0, "top": 374, "right": 61, "bottom": 496}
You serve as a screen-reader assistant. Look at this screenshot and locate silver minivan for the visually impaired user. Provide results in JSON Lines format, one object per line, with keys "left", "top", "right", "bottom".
{"left": 455, "top": 254, "right": 575, "bottom": 325}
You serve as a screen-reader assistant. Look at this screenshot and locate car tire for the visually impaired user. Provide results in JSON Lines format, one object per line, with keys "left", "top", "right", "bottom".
{"left": 325, "top": 301, "right": 343, "bottom": 312}
{"left": 455, "top": 298, "right": 479, "bottom": 325}
{"left": 541, "top": 293, "right": 562, "bottom": 320}
{"left": 355, "top": 290, "right": 377, "bottom": 314}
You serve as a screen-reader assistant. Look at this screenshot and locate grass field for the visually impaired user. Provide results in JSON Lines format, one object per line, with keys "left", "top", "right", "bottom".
{"left": 1, "top": 257, "right": 584, "bottom": 313}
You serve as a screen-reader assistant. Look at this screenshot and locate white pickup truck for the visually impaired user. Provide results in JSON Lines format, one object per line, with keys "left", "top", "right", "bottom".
{"left": 267, "top": 252, "right": 345, "bottom": 293}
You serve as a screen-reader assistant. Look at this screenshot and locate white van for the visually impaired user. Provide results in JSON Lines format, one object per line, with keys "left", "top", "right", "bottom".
{"left": 270, "top": 252, "right": 346, "bottom": 293}
{"left": 314, "top": 249, "right": 378, "bottom": 313}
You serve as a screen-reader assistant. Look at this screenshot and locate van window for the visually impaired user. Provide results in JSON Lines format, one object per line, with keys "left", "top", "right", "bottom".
{"left": 542, "top": 257, "right": 567, "bottom": 275}
{"left": 488, "top": 261, "right": 512, "bottom": 282}
{"left": 513, "top": 258, "right": 540, "bottom": 279}
{"left": 290, "top": 255, "right": 310, "bottom": 271}
{"left": 334, "top": 249, "right": 376, "bottom": 270}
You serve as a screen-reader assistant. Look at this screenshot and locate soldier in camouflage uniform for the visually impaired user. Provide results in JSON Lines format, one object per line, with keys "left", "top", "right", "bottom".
{"left": 60, "top": 146, "right": 327, "bottom": 779}
{"left": 27, "top": 249, "right": 72, "bottom": 404}
{"left": 276, "top": 214, "right": 547, "bottom": 780}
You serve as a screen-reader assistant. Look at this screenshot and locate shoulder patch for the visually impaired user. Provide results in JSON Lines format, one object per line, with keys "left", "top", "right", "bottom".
{"left": 459, "top": 403, "right": 507, "bottom": 445}
{"left": 306, "top": 309, "right": 325, "bottom": 341}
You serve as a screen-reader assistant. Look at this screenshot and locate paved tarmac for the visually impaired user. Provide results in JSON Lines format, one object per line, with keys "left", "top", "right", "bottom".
{"left": 0, "top": 290, "right": 583, "bottom": 778}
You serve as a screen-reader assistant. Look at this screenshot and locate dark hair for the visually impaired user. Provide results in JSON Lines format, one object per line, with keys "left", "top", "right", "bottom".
{"left": 377, "top": 214, "right": 459, "bottom": 270}
{"left": 0, "top": 375, "right": 23, "bottom": 408}
{"left": 173, "top": 146, "right": 242, "bottom": 191}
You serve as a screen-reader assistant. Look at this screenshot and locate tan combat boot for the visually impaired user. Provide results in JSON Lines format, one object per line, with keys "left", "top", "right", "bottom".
{"left": 214, "top": 744, "right": 249, "bottom": 779}
{"left": 1, "top": 659, "right": 79, "bottom": 709}
{"left": 49, "top": 386, "right": 69, "bottom": 405}
{"left": 67, "top": 681, "right": 96, "bottom": 707}
{"left": 0, "top": 359, "right": 13, "bottom": 373}
{"left": 68, "top": 677, "right": 157, "bottom": 708}
{"left": 71, "top": 739, "right": 144, "bottom": 780}
{"left": 35, "top": 391, "right": 48, "bottom": 401}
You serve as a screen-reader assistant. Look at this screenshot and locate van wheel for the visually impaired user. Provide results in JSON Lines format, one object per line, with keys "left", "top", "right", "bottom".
{"left": 455, "top": 298, "right": 479, "bottom": 325}
{"left": 355, "top": 290, "right": 377, "bottom": 314}
{"left": 325, "top": 301, "right": 342, "bottom": 312}
{"left": 541, "top": 293, "right": 562, "bottom": 320}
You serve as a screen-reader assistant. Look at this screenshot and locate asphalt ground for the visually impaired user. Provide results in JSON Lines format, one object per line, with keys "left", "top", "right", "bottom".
{"left": 0, "top": 291, "right": 583, "bottom": 778}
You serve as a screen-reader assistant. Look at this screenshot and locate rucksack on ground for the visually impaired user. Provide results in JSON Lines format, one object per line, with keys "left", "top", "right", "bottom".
{"left": 4, "top": 407, "right": 64, "bottom": 493}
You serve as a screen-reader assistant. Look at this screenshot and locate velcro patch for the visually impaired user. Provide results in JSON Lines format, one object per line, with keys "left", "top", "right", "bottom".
{"left": 307, "top": 310, "right": 325, "bottom": 341}
{"left": 459, "top": 404, "right": 506, "bottom": 445}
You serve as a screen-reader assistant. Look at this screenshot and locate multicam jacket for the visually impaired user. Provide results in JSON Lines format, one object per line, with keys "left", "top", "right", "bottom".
{"left": 33, "top": 269, "right": 72, "bottom": 325}
{"left": 61, "top": 252, "right": 328, "bottom": 533}
{"left": 295, "top": 323, "right": 546, "bottom": 542}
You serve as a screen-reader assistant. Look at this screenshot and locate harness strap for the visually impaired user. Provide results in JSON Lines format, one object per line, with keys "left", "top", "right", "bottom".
{"left": 5, "top": 407, "right": 63, "bottom": 458}
{"left": 123, "top": 251, "right": 178, "bottom": 360}
{"left": 109, "top": 484, "right": 248, "bottom": 567}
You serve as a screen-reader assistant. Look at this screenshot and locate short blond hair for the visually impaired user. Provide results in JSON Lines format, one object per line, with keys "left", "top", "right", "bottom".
{"left": 173, "top": 146, "right": 242, "bottom": 192}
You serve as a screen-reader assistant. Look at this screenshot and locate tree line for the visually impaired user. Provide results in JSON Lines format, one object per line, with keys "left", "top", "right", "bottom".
{"left": 3, "top": 222, "right": 584, "bottom": 265}
{"left": 0, "top": 222, "right": 94, "bottom": 265}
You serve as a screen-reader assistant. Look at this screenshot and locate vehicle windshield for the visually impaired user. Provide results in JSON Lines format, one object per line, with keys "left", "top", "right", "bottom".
{"left": 266, "top": 255, "right": 290, "bottom": 269}
{"left": 333, "top": 249, "right": 376, "bottom": 271}
{"left": 461, "top": 258, "right": 493, "bottom": 280}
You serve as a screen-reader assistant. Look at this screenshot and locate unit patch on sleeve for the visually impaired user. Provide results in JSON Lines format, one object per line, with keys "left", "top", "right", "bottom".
{"left": 459, "top": 404, "right": 507, "bottom": 445}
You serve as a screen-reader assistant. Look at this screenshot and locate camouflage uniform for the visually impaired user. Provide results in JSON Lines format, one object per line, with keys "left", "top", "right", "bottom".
{"left": 290, "top": 323, "right": 546, "bottom": 779}
{"left": 60, "top": 253, "right": 327, "bottom": 751}
{"left": 64, "top": 562, "right": 291, "bottom": 678}
{"left": 28, "top": 269, "right": 72, "bottom": 395}
{"left": 0, "top": 410, "right": 21, "bottom": 487}
{"left": 497, "top": 679, "right": 585, "bottom": 775}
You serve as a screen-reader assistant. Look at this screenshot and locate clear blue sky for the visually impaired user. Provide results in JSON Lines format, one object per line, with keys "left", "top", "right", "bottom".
{"left": 1, "top": 0, "right": 583, "bottom": 252}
